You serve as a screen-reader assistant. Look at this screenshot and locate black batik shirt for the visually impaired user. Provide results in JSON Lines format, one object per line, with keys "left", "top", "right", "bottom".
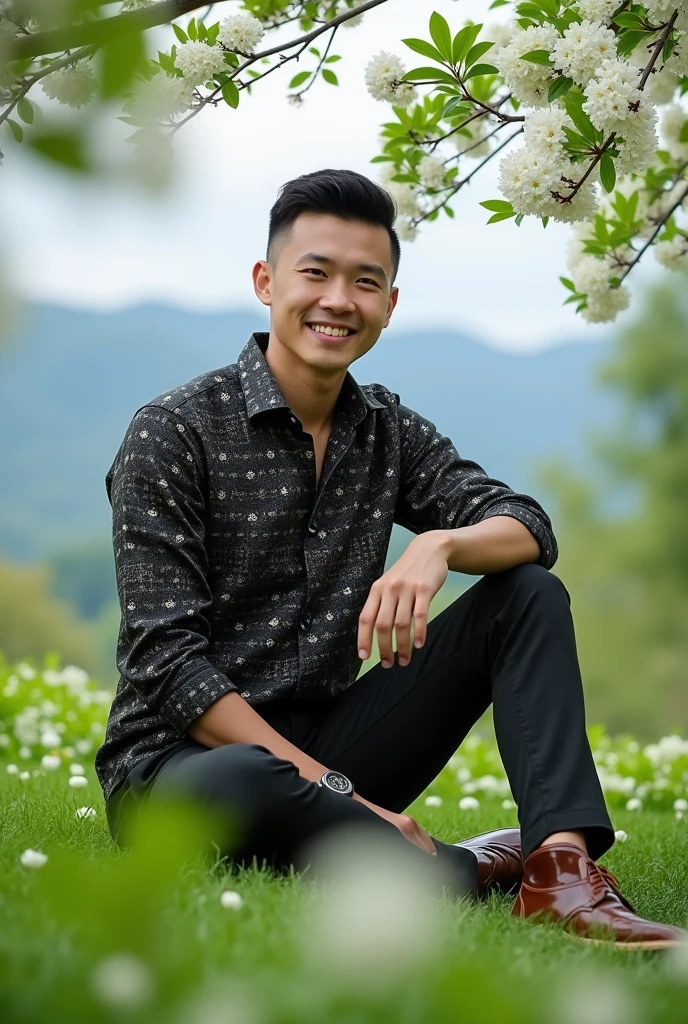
{"left": 95, "top": 331, "right": 558, "bottom": 801}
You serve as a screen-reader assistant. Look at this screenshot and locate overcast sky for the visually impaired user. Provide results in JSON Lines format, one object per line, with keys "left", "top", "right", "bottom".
{"left": 0, "top": 0, "right": 664, "bottom": 350}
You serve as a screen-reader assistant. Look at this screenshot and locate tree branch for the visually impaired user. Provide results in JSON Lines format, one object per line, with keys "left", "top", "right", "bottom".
{"left": 0, "top": 43, "right": 97, "bottom": 128}
{"left": 617, "top": 180, "right": 688, "bottom": 283}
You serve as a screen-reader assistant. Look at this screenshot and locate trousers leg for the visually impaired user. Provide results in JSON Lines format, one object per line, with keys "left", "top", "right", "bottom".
{"left": 121, "top": 740, "right": 475, "bottom": 898}
{"left": 304, "top": 563, "right": 614, "bottom": 862}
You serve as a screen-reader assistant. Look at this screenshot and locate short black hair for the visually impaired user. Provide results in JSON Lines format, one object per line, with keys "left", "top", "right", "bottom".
{"left": 266, "top": 168, "right": 401, "bottom": 285}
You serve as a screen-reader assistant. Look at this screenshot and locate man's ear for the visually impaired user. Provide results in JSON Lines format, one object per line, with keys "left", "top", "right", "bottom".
{"left": 382, "top": 286, "right": 399, "bottom": 328}
{"left": 252, "top": 260, "right": 272, "bottom": 307}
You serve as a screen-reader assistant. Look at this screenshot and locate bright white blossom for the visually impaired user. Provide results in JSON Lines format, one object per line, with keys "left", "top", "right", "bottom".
{"left": 218, "top": 13, "right": 265, "bottom": 53}
{"left": 129, "top": 72, "right": 194, "bottom": 124}
{"left": 6, "top": 763, "right": 19, "bottom": 775}
{"left": 395, "top": 216, "right": 418, "bottom": 241}
{"left": 675, "top": 798, "right": 688, "bottom": 812}
{"left": 19, "top": 848, "right": 48, "bottom": 869}
{"left": 418, "top": 154, "right": 446, "bottom": 190}
{"left": 614, "top": 829, "right": 629, "bottom": 843}
{"left": 365, "top": 51, "right": 417, "bottom": 107}
{"left": 91, "top": 954, "right": 155, "bottom": 1009}
{"left": 41, "top": 60, "right": 97, "bottom": 108}
{"left": 576, "top": 0, "right": 618, "bottom": 23}
{"left": 483, "top": 20, "right": 515, "bottom": 51}
{"left": 582, "top": 58, "right": 641, "bottom": 132}
{"left": 41, "top": 754, "right": 61, "bottom": 770}
{"left": 614, "top": 101, "right": 659, "bottom": 177}
{"left": 424, "top": 795, "right": 443, "bottom": 807}
{"left": 174, "top": 40, "right": 226, "bottom": 87}
{"left": 220, "top": 890, "right": 243, "bottom": 910}
{"left": 492, "top": 24, "right": 559, "bottom": 107}
{"left": 660, "top": 103, "right": 688, "bottom": 162}
{"left": 626, "top": 797, "right": 643, "bottom": 810}
{"left": 69, "top": 774, "right": 88, "bottom": 789}
{"left": 581, "top": 285, "right": 631, "bottom": 323}
{"left": 523, "top": 105, "right": 573, "bottom": 157}
{"left": 655, "top": 236, "right": 688, "bottom": 270}
{"left": 18, "top": 770, "right": 30, "bottom": 781}
{"left": 69, "top": 763, "right": 85, "bottom": 776}
{"left": 75, "top": 806, "right": 97, "bottom": 820}
{"left": 458, "top": 796, "right": 480, "bottom": 810}
{"left": 551, "top": 20, "right": 617, "bottom": 88}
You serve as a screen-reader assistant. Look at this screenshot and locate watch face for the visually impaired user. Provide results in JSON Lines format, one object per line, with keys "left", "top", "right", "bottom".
{"left": 324, "top": 770, "right": 351, "bottom": 793}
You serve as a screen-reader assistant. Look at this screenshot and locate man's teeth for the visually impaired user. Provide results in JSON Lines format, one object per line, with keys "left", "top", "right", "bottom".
{"left": 308, "top": 324, "right": 353, "bottom": 337}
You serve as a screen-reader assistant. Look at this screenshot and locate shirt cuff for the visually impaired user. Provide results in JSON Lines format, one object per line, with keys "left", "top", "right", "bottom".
{"left": 477, "top": 502, "right": 558, "bottom": 570}
{"left": 157, "top": 661, "right": 240, "bottom": 733}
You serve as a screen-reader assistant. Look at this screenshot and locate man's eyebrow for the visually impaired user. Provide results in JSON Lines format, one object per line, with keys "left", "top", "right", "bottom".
{"left": 296, "top": 252, "right": 388, "bottom": 283}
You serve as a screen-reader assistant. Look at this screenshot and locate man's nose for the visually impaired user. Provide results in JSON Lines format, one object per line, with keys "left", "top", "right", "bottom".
{"left": 319, "top": 283, "right": 355, "bottom": 312}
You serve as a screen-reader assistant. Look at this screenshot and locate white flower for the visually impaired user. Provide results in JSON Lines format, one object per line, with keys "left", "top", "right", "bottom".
{"left": 41, "top": 754, "right": 61, "bottom": 770}
{"left": 41, "top": 60, "right": 97, "bottom": 108}
{"left": 614, "top": 100, "right": 658, "bottom": 177}
{"left": 492, "top": 24, "right": 559, "bottom": 108}
{"left": 582, "top": 58, "right": 641, "bottom": 132}
{"left": 174, "top": 40, "right": 226, "bottom": 87}
{"left": 220, "top": 890, "right": 243, "bottom": 910}
{"left": 424, "top": 795, "right": 443, "bottom": 807}
{"left": 660, "top": 103, "right": 688, "bottom": 160}
{"left": 365, "top": 51, "right": 417, "bottom": 107}
{"left": 18, "top": 745, "right": 31, "bottom": 759}
{"left": 18, "top": 770, "right": 30, "bottom": 781}
{"left": 498, "top": 145, "right": 561, "bottom": 215}
{"left": 626, "top": 797, "right": 642, "bottom": 810}
{"left": 6, "top": 763, "right": 19, "bottom": 775}
{"left": 76, "top": 806, "right": 97, "bottom": 820}
{"left": 91, "top": 954, "right": 154, "bottom": 1009}
{"left": 576, "top": 0, "right": 618, "bottom": 23}
{"left": 69, "top": 774, "right": 89, "bottom": 789}
{"left": 218, "top": 13, "right": 264, "bottom": 53}
{"left": 76, "top": 739, "right": 92, "bottom": 755}
{"left": 19, "top": 848, "right": 48, "bottom": 869}
{"left": 580, "top": 284, "right": 631, "bottom": 323}
{"left": 40, "top": 727, "right": 61, "bottom": 748}
{"left": 523, "top": 105, "right": 573, "bottom": 157}
{"left": 129, "top": 72, "right": 194, "bottom": 123}
{"left": 69, "top": 763, "right": 85, "bottom": 776}
{"left": 483, "top": 20, "right": 515, "bottom": 51}
{"left": 458, "top": 796, "right": 480, "bottom": 810}
{"left": 551, "top": 20, "right": 617, "bottom": 87}
{"left": 395, "top": 216, "right": 418, "bottom": 241}
{"left": 501, "top": 798, "right": 516, "bottom": 810}
{"left": 655, "top": 235, "right": 688, "bottom": 270}
{"left": 674, "top": 798, "right": 688, "bottom": 812}
{"left": 614, "top": 829, "right": 629, "bottom": 843}
{"left": 418, "top": 154, "right": 446, "bottom": 190}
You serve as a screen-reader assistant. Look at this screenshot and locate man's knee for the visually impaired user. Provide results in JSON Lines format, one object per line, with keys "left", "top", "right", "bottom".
{"left": 487, "top": 562, "right": 571, "bottom": 605}
{"left": 160, "top": 742, "right": 295, "bottom": 809}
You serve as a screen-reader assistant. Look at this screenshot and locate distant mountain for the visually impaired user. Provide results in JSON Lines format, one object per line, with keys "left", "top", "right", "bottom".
{"left": 0, "top": 302, "right": 616, "bottom": 562}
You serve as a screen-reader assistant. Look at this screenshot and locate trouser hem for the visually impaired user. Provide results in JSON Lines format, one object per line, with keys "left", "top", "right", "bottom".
{"left": 522, "top": 809, "right": 615, "bottom": 862}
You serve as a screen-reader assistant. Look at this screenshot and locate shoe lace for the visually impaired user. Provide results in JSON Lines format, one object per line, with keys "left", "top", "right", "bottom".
{"left": 590, "top": 862, "right": 636, "bottom": 913}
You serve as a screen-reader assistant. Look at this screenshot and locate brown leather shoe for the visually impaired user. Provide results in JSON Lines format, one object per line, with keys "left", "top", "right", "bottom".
{"left": 453, "top": 828, "right": 523, "bottom": 897}
{"left": 513, "top": 843, "right": 687, "bottom": 949}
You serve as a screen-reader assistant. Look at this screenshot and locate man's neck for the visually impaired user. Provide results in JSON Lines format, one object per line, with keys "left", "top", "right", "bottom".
{"left": 263, "top": 330, "right": 345, "bottom": 435}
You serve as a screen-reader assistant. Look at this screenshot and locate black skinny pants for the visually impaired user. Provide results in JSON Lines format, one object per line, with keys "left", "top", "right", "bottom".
{"left": 106, "top": 564, "right": 615, "bottom": 899}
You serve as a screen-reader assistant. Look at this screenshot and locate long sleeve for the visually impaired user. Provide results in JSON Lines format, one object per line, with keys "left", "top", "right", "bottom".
{"left": 106, "top": 404, "right": 239, "bottom": 733}
{"left": 393, "top": 399, "right": 558, "bottom": 570}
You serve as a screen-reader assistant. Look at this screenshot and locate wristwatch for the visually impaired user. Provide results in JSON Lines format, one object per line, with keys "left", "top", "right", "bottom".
{"left": 318, "top": 768, "right": 354, "bottom": 796}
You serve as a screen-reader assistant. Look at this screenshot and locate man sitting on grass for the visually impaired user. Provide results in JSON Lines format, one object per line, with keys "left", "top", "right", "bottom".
{"left": 96, "top": 167, "right": 686, "bottom": 950}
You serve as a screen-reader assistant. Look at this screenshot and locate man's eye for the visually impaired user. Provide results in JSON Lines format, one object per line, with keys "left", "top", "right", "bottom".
{"left": 303, "top": 268, "right": 325, "bottom": 276}
{"left": 359, "top": 279, "right": 379, "bottom": 287}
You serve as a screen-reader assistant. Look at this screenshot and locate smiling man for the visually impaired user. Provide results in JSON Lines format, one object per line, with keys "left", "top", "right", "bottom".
{"left": 97, "top": 168, "right": 685, "bottom": 949}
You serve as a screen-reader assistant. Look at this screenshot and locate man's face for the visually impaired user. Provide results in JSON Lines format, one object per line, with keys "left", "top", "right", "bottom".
{"left": 252, "top": 212, "right": 399, "bottom": 374}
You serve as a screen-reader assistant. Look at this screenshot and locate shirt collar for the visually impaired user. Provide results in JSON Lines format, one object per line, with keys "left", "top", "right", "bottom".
{"left": 237, "top": 332, "right": 385, "bottom": 423}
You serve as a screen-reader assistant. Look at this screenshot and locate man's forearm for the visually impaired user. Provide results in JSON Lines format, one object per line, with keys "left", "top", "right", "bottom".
{"left": 434, "top": 515, "right": 541, "bottom": 574}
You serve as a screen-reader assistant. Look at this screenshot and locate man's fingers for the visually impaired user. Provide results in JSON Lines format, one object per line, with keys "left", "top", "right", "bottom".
{"left": 394, "top": 590, "right": 415, "bottom": 666}
{"left": 357, "top": 587, "right": 382, "bottom": 661}
{"left": 374, "top": 592, "right": 398, "bottom": 668}
{"left": 412, "top": 594, "right": 430, "bottom": 649}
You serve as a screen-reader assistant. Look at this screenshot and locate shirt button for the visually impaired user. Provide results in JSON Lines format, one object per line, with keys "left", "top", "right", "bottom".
{"left": 300, "top": 613, "right": 312, "bottom": 630}
{"left": 307, "top": 524, "right": 317, "bottom": 534}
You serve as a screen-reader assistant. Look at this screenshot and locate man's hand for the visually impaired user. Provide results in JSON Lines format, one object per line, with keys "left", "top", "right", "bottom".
{"left": 357, "top": 531, "right": 448, "bottom": 669}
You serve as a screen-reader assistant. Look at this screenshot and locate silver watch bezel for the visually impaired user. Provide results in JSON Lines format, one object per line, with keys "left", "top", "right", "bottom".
{"left": 318, "top": 769, "right": 354, "bottom": 796}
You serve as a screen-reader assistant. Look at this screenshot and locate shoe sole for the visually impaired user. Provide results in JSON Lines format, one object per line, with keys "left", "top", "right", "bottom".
{"left": 563, "top": 931, "right": 682, "bottom": 950}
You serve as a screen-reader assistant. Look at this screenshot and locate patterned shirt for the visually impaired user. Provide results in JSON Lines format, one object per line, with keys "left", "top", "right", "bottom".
{"left": 95, "top": 331, "right": 558, "bottom": 802}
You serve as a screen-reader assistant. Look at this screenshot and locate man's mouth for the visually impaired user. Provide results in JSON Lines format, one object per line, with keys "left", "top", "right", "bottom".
{"left": 306, "top": 323, "right": 357, "bottom": 340}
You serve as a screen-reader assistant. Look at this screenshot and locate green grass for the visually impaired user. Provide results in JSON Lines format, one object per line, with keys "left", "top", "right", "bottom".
{"left": 1, "top": 765, "right": 687, "bottom": 1024}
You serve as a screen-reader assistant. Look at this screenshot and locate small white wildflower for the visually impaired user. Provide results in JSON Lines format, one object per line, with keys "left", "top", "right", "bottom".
{"left": 91, "top": 953, "right": 155, "bottom": 1009}
{"left": 6, "top": 763, "right": 19, "bottom": 775}
{"left": 654, "top": 236, "right": 688, "bottom": 270}
{"left": 18, "top": 745, "right": 31, "bottom": 759}
{"left": 69, "top": 775, "right": 89, "bottom": 789}
{"left": 41, "top": 754, "right": 61, "bottom": 770}
{"left": 76, "top": 739, "right": 93, "bottom": 755}
{"left": 69, "top": 763, "right": 85, "bottom": 776}
{"left": 18, "top": 770, "right": 30, "bottom": 781}
{"left": 40, "top": 728, "right": 61, "bottom": 748}
{"left": 418, "top": 154, "right": 446, "bottom": 190}
{"left": 365, "top": 51, "right": 417, "bottom": 107}
{"left": 492, "top": 24, "right": 559, "bottom": 108}
{"left": 501, "top": 798, "right": 516, "bottom": 810}
{"left": 75, "top": 806, "right": 97, "bottom": 820}
{"left": 614, "top": 829, "right": 629, "bottom": 843}
{"left": 174, "top": 40, "right": 226, "bottom": 87}
{"left": 582, "top": 58, "right": 641, "bottom": 132}
{"left": 220, "top": 890, "right": 243, "bottom": 910}
{"left": 576, "top": 0, "right": 618, "bottom": 23}
{"left": 674, "top": 798, "right": 688, "bottom": 812}
{"left": 458, "top": 796, "right": 480, "bottom": 811}
{"left": 424, "top": 795, "right": 443, "bottom": 807}
{"left": 395, "top": 216, "right": 418, "bottom": 241}
{"left": 218, "top": 13, "right": 264, "bottom": 53}
{"left": 551, "top": 19, "right": 617, "bottom": 87}
{"left": 626, "top": 797, "right": 642, "bottom": 811}
{"left": 19, "top": 848, "right": 48, "bottom": 869}
{"left": 41, "top": 60, "right": 97, "bottom": 108}
{"left": 580, "top": 285, "right": 631, "bottom": 323}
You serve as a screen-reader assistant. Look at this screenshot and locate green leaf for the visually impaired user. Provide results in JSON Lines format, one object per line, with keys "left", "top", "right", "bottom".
{"left": 519, "top": 49, "right": 553, "bottom": 66}
{"left": 322, "top": 68, "right": 338, "bottom": 85}
{"left": 222, "top": 80, "right": 240, "bottom": 108}
{"left": 464, "top": 63, "right": 499, "bottom": 80}
{"left": 464, "top": 40, "right": 495, "bottom": 69}
{"left": 616, "top": 29, "right": 654, "bottom": 57}
{"left": 452, "top": 23, "right": 482, "bottom": 66}
{"left": 6, "top": 118, "right": 23, "bottom": 142}
{"left": 480, "top": 198, "right": 514, "bottom": 212}
{"left": 600, "top": 152, "right": 616, "bottom": 193}
{"left": 325, "top": 54, "right": 342, "bottom": 63}
{"left": 564, "top": 91, "right": 597, "bottom": 144}
{"left": 487, "top": 210, "right": 517, "bottom": 223}
{"left": 548, "top": 75, "right": 573, "bottom": 102}
{"left": 516, "top": 3, "right": 547, "bottom": 21}
{"left": 29, "top": 129, "right": 88, "bottom": 171}
{"left": 514, "top": 213, "right": 524, "bottom": 226}
{"left": 541, "top": 215, "right": 549, "bottom": 227}
{"left": 101, "top": 30, "right": 146, "bottom": 98}
{"left": 289, "top": 70, "right": 312, "bottom": 88}
{"left": 402, "top": 37, "right": 445, "bottom": 63}
{"left": 172, "top": 23, "right": 187, "bottom": 43}
{"left": 444, "top": 204, "right": 455, "bottom": 217}
{"left": 187, "top": 17, "right": 198, "bottom": 41}
{"left": 612, "top": 12, "right": 644, "bottom": 28}
{"left": 560, "top": 276, "right": 578, "bottom": 292}
{"left": 403, "top": 66, "right": 457, "bottom": 85}
{"left": 17, "top": 97, "right": 34, "bottom": 124}
{"left": 429, "top": 11, "right": 453, "bottom": 62}
{"left": 489, "top": 0, "right": 510, "bottom": 7}
{"left": 197, "top": 20, "right": 207, "bottom": 42}
{"left": 309, "top": 47, "right": 321, "bottom": 58}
